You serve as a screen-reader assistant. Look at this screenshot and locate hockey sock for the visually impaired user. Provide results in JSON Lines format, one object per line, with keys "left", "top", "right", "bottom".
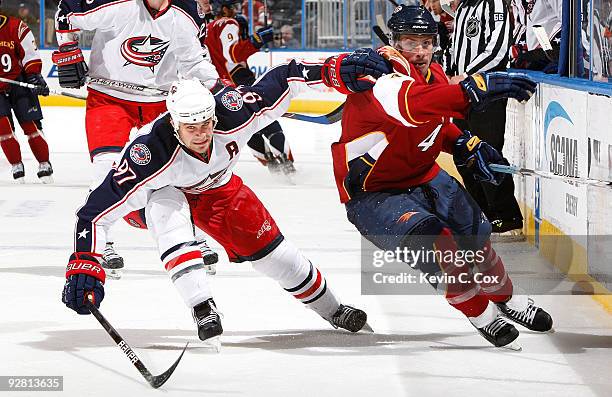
{"left": 21, "top": 121, "right": 49, "bottom": 163}
{"left": 247, "top": 133, "right": 268, "bottom": 164}
{"left": 434, "top": 228, "right": 490, "bottom": 318}
{"left": 0, "top": 117, "right": 22, "bottom": 164}
{"left": 473, "top": 240, "right": 513, "bottom": 303}
{"left": 251, "top": 240, "right": 340, "bottom": 320}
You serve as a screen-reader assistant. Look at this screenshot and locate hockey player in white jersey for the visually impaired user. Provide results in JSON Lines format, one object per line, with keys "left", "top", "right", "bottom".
{"left": 61, "top": 52, "right": 392, "bottom": 341}
{"left": 510, "top": 0, "right": 562, "bottom": 71}
{"left": 53, "top": 0, "right": 220, "bottom": 274}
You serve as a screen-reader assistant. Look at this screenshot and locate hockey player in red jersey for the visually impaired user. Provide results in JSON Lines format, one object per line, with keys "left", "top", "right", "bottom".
{"left": 60, "top": 51, "right": 393, "bottom": 340}
{"left": 53, "top": 0, "right": 220, "bottom": 273}
{"left": 0, "top": 2, "right": 52, "bottom": 183}
{"left": 205, "top": 0, "right": 296, "bottom": 176}
{"left": 322, "top": 5, "right": 553, "bottom": 348}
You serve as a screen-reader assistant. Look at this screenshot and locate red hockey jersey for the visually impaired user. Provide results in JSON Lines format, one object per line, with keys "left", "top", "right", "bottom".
{"left": 0, "top": 15, "right": 42, "bottom": 91}
{"left": 332, "top": 63, "right": 470, "bottom": 203}
{"left": 205, "top": 17, "right": 259, "bottom": 81}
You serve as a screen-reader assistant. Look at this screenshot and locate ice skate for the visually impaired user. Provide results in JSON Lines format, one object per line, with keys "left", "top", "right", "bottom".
{"left": 193, "top": 298, "right": 223, "bottom": 352}
{"left": 37, "top": 161, "right": 54, "bottom": 184}
{"left": 102, "top": 242, "right": 124, "bottom": 279}
{"left": 329, "top": 304, "right": 368, "bottom": 333}
{"left": 475, "top": 316, "right": 521, "bottom": 350}
{"left": 497, "top": 297, "right": 553, "bottom": 332}
{"left": 197, "top": 238, "right": 219, "bottom": 275}
{"left": 12, "top": 162, "right": 25, "bottom": 183}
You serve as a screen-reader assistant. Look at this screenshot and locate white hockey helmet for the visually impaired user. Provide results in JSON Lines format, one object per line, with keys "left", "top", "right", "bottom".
{"left": 166, "top": 79, "right": 217, "bottom": 131}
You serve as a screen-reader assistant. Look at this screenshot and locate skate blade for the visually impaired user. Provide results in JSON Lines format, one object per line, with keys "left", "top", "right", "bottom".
{"left": 202, "top": 336, "right": 221, "bottom": 353}
{"left": 500, "top": 341, "right": 522, "bottom": 351}
{"left": 203, "top": 264, "right": 217, "bottom": 276}
{"left": 360, "top": 322, "right": 374, "bottom": 333}
{"left": 39, "top": 175, "right": 54, "bottom": 184}
{"left": 106, "top": 269, "right": 122, "bottom": 280}
{"left": 14, "top": 178, "right": 25, "bottom": 184}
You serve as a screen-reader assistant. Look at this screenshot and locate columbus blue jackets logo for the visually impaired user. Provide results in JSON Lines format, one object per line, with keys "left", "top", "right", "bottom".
{"left": 130, "top": 144, "right": 152, "bottom": 165}
{"left": 120, "top": 35, "right": 170, "bottom": 72}
{"left": 221, "top": 91, "right": 243, "bottom": 111}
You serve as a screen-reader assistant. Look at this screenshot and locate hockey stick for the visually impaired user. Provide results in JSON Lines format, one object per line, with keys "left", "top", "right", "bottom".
{"left": 0, "top": 77, "right": 87, "bottom": 100}
{"left": 490, "top": 164, "right": 611, "bottom": 186}
{"left": 85, "top": 296, "right": 188, "bottom": 389}
{"left": 87, "top": 77, "right": 168, "bottom": 96}
{"left": 531, "top": 25, "right": 555, "bottom": 62}
{"left": 89, "top": 76, "right": 343, "bottom": 124}
{"left": 373, "top": 25, "right": 390, "bottom": 46}
{"left": 283, "top": 103, "right": 344, "bottom": 124}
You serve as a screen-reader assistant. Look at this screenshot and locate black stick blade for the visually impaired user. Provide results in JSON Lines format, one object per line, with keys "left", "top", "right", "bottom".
{"left": 149, "top": 343, "right": 189, "bottom": 389}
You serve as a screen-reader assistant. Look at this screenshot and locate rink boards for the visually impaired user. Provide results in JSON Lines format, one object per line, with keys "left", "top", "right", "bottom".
{"left": 505, "top": 75, "right": 612, "bottom": 310}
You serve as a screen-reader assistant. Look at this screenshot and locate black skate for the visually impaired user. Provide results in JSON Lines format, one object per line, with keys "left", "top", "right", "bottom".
{"left": 193, "top": 298, "right": 223, "bottom": 346}
{"left": 330, "top": 304, "right": 368, "bottom": 333}
{"left": 497, "top": 298, "right": 553, "bottom": 332}
{"left": 475, "top": 316, "right": 520, "bottom": 349}
{"left": 102, "top": 242, "right": 124, "bottom": 279}
{"left": 197, "top": 238, "right": 219, "bottom": 275}
{"left": 37, "top": 162, "right": 54, "bottom": 184}
{"left": 12, "top": 162, "right": 25, "bottom": 183}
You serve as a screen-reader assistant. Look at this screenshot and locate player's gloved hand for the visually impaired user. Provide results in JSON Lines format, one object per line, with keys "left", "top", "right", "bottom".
{"left": 453, "top": 130, "right": 508, "bottom": 185}
{"left": 250, "top": 26, "right": 274, "bottom": 49}
{"left": 322, "top": 48, "right": 392, "bottom": 94}
{"left": 62, "top": 252, "right": 105, "bottom": 315}
{"left": 459, "top": 72, "right": 537, "bottom": 112}
{"left": 25, "top": 73, "right": 50, "bottom": 96}
{"left": 235, "top": 14, "right": 249, "bottom": 40}
{"left": 51, "top": 42, "right": 89, "bottom": 89}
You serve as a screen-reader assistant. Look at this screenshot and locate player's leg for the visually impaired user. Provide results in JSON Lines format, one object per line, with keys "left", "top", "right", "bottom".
{"left": 438, "top": 170, "right": 553, "bottom": 332}
{"left": 85, "top": 91, "right": 137, "bottom": 271}
{"left": 144, "top": 186, "right": 222, "bottom": 342}
{"left": 188, "top": 175, "right": 368, "bottom": 332}
{"left": 259, "top": 121, "right": 295, "bottom": 175}
{"left": 10, "top": 85, "right": 52, "bottom": 183}
{"left": 247, "top": 122, "right": 295, "bottom": 176}
{"left": 345, "top": 185, "right": 519, "bottom": 347}
{"left": 0, "top": 92, "right": 24, "bottom": 182}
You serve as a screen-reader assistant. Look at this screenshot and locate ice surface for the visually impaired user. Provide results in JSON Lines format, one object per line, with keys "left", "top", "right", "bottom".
{"left": 0, "top": 108, "right": 610, "bottom": 396}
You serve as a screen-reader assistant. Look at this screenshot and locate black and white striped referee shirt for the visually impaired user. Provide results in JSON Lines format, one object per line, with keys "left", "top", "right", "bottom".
{"left": 451, "top": 0, "right": 511, "bottom": 75}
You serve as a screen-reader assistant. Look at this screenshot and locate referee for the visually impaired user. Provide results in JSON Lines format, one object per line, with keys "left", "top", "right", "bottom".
{"left": 450, "top": 0, "right": 523, "bottom": 234}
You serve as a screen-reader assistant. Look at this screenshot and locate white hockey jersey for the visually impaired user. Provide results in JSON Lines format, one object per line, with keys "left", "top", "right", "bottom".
{"left": 56, "top": 0, "right": 218, "bottom": 102}
{"left": 73, "top": 60, "right": 324, "bottom": 253}
{"left": 511, "top": 0, "right": 562, "bottom": 50}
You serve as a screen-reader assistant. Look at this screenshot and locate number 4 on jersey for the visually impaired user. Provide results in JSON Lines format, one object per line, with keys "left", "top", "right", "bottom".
{"left": 417, "top": 125, "right": 442, "bottom": 152}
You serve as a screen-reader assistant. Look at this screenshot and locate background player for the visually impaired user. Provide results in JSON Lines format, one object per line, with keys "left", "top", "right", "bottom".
{"left": 0, "top": 1, "right": 52, "bottom": 183}
{"left": 322, "top": 5, "right": 552, "bottom": 348}
{"left": 60, "top": 52, "right": 392, "bottom": 340}
{"left": 53, "top": 0, "right": 220, "bottom": 273}
{"left": 205, "top": 0, "right": 296, "bottom": 176}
